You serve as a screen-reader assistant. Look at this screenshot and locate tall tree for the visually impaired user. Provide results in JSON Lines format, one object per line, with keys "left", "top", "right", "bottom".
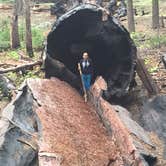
{"left": 127, "top": 0, "right": 135, "bottom": 32}
{"left": 25, "top": 0, "right": 33, "bottom": 57}
{"left": 11, "top": 0, "right": 20, "bottom": 49}
{"left": 152, "top": 0, "right": 159, "bottom": 29}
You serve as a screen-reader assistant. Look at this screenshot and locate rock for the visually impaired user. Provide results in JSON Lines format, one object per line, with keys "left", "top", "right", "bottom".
{"left": 140, "top": 95, "right": 166, "bottom": 158}
{"left": 140, "top": 95, "right": 166, "bottom": 139}
{"left": 0, "top": 74, "right": 16, "bottom": 99}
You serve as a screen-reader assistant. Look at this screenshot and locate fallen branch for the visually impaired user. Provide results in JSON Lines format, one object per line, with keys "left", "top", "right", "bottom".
{"left": 39, "top": 152, "right": 63, "bottom": 159}
{"left": 0, "top": 63, "right": 17, "bottom": 68}
{"left": 39, "top": 152, "right": 63, "bottom": 165}
{"left": 136, "top": 57, "right": 159, "bottom": 96}
{"left": 17, "top": 138, "right": 38, "bottom": 151}
{"left": 0, "top": 4, "right": 12, "bottom": 10}
{"left": 0, "top": 61, "right": 42, "bottom": 74}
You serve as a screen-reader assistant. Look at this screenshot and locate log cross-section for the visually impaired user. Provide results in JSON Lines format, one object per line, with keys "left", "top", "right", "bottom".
{"left": 45, "top": 4, "right": 137, "bottom": 99}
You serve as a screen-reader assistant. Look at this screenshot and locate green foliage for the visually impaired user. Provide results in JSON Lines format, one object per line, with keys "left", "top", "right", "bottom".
{"left": 7, "top": 50, "right": 19, "bottom": 60}
{"left": 147, "top": 35, "right": 166, "bottom": 48}
{"left": 133, "top": 0, "right": 166, "bottom": 15}
{"left": 0, "top": 18, "right": 10, "bottom": 51}
{"left": 7, "top": 72, "right": 19, "bottom": 86}
{"left": 131, "top": 32, "right": 145, "bottom": 47}
{"left": 19, "top": 24, "right": 25, "bottom": 43}
{"left": 148, "top": 66, "right": 158, "bottom": 73}
{"left": 19, "top": 25, "right": 45, "bottom": 50}
{"left": 131, "top": 32, "right": 166, "bottom": 49}
{"left": 0, "top": 17, "right": 45, "bottom": 52}
{"left": 133, "top": 0, "right": 151, "bottom": 8}
{"left": 0, "top": 0, "right": 14, "bottom": 3}
{"left": 32, "top": 27, "right": 45, "bottom": 50}
{"left": 7, "top": 69, "right": 43, "bottom": 88}
{"left": 144, "top": 58, "right": 150, "bottom": 65}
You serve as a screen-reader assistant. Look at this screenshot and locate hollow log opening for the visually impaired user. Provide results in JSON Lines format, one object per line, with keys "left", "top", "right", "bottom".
{"left": 45, "top": 4, "right": 137, "bottom": 99}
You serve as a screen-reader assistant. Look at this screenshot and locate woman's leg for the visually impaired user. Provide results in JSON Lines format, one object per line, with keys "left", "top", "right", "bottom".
{"left": 82, "top": 74, "right": 91, "bottom": 90}
{"left": 86, "top": 74, "right": 91, "bottom": 90}
{"left": 82, "top": 74, "right": 88, "bottom": 90}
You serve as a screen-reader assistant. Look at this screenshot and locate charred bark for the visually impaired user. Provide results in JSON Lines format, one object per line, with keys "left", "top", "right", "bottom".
{"left": 45, "top": 4, "right": 137, "bottom": 99}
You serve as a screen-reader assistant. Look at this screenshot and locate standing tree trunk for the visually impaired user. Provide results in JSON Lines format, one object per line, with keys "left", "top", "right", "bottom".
{"left": 152, "top": 0, "right": 159, "bottom": 29}
{"left": 11, "top": 0, "right": 20, "bottom": 49}
{"left": 127, "top": 0, "right": 135, "bottom": 32}
{"left": 25, "top": 0, "right": 33, "bottom": 57}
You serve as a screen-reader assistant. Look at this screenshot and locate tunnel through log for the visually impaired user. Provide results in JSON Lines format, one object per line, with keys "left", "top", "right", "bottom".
{"left": 45, "top": 4, "right": 137, "bottom": 99}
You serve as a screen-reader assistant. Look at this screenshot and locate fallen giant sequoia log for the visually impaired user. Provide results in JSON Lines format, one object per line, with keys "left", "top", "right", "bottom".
{"left": 44, "top": 4, "right": 137, "bottom": 99}
{"left": 0, "top": 79, "right": 158, "bottom": 166}
{"left": 0, "top": 78, "right": 159, "bottom": 166}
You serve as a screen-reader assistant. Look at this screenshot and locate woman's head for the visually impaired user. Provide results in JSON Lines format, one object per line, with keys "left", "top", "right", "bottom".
{"left": 83, "top": 52, "right": 89, "bottom": 59}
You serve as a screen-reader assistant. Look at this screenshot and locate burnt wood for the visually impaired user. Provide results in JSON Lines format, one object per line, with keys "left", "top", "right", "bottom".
{"left": 45, "top": 4, "right": 137, "bottom": 99}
